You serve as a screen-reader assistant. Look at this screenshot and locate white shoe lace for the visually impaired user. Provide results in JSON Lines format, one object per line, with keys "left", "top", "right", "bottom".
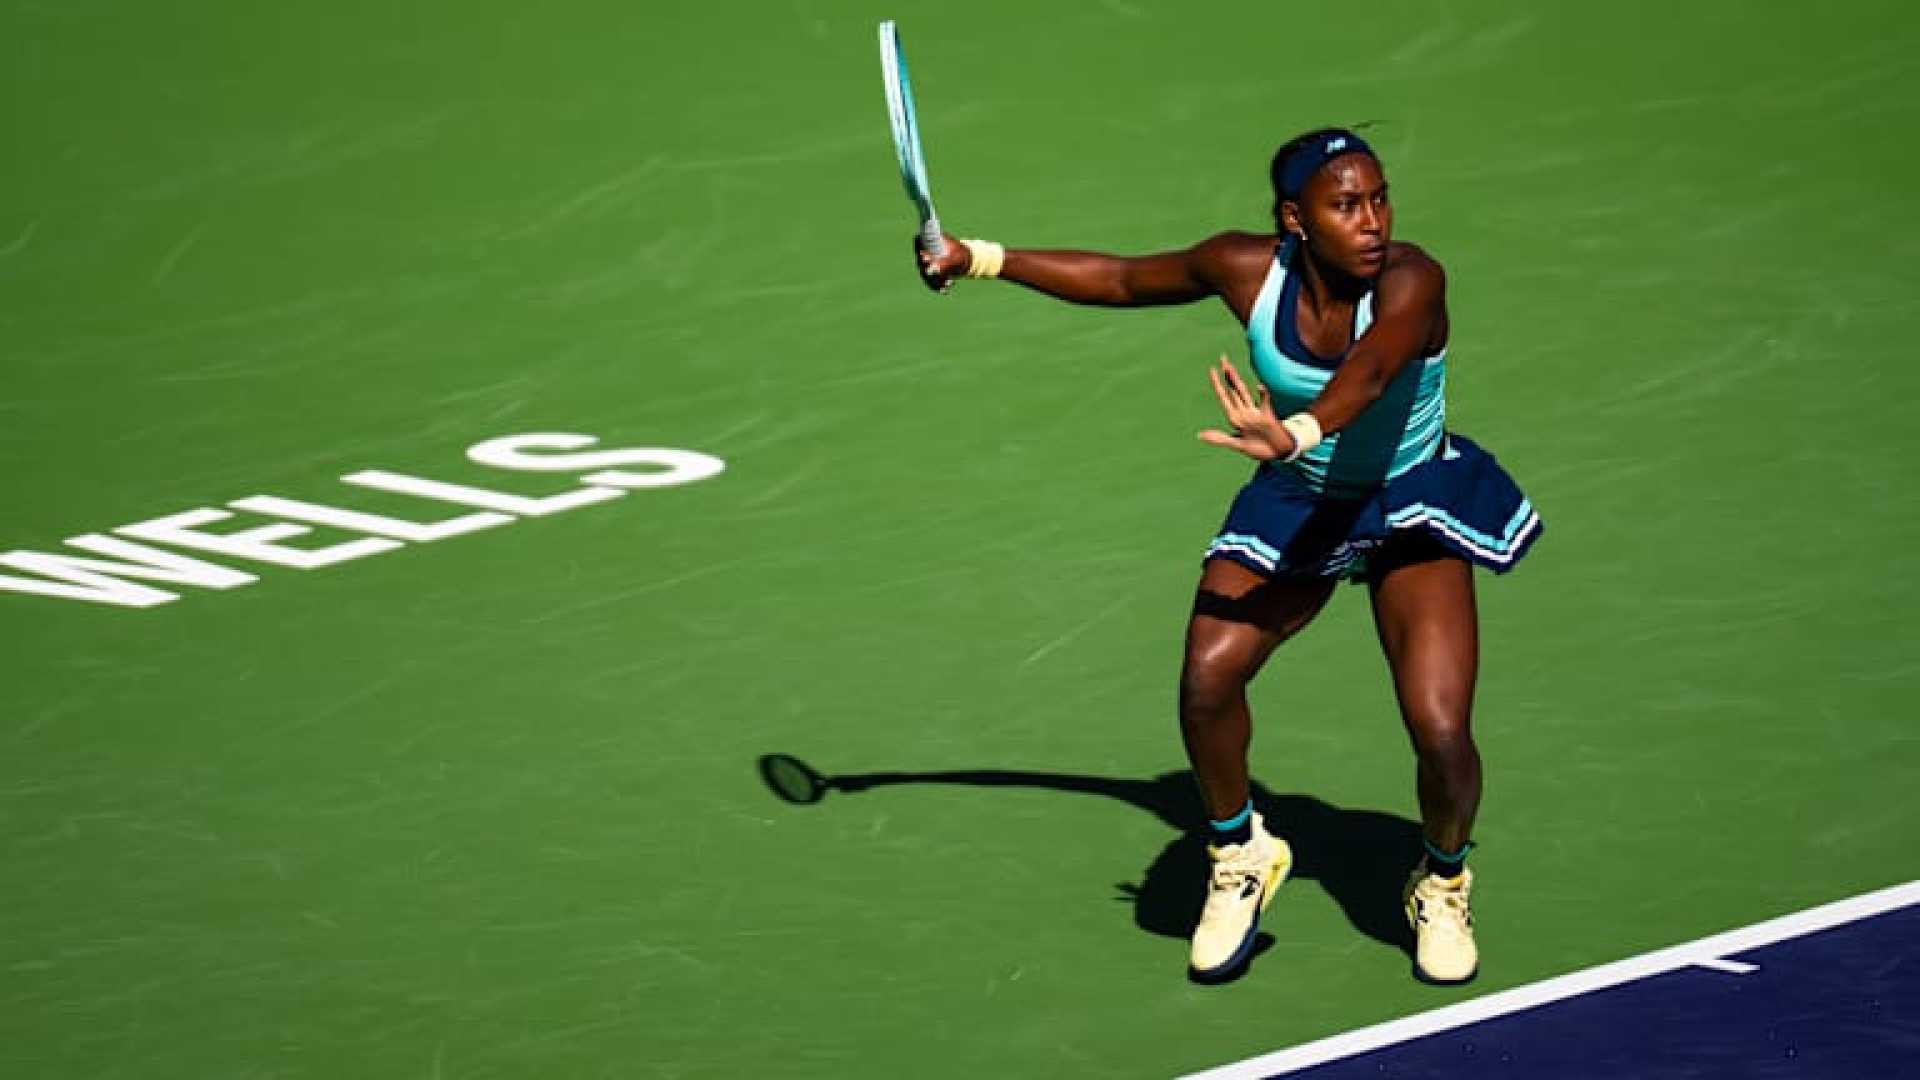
{"left": 1207, "top": 842, "right": 1269, "bottom": 895}
{"left": 1415, "top": 879, "right": 1473, "bottom": 932}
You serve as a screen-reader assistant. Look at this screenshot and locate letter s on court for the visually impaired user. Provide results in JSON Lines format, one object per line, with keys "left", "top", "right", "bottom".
{"left": 466, "top": 433, "right": 726, "bottom": 490}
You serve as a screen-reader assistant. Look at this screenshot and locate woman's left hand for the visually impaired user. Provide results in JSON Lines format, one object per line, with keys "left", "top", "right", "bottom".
{"left": 1198, "top": 356, "right": 1296, "bottom": 461}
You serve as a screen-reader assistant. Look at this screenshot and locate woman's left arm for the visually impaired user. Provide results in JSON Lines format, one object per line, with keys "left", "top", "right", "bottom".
{"left": 1303, "top": 250, "right": 1446, "bottom": 435}
{"left": 1197, "top": 250, "right": 1448, "bottom": 463}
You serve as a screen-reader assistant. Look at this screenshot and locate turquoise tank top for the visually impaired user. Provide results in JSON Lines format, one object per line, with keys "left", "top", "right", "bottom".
{"left": 1246, "top": 237, "right": 1447, "bottom": 498}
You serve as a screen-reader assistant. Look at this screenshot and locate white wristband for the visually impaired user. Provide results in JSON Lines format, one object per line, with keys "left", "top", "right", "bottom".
{"left": 960, "top": 238, "right": 1005, "bottom": 279}
{"left": 1280, "top": 412, "right": 1323, "bottom": 463}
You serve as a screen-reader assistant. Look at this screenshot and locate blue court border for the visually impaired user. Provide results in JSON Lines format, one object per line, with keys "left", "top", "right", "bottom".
{"left": 1182, "top": 879, "right": 1920, "bottom": 1078}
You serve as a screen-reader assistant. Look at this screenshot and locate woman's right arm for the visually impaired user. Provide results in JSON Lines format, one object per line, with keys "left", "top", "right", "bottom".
{"left": 918, "top": 230, "right": 1255, "bottom": 307}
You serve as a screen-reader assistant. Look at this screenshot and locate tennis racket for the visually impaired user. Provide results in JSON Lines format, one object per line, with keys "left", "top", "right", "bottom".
{"left": 878, "top": 20, "right": 945, "bottom": 258}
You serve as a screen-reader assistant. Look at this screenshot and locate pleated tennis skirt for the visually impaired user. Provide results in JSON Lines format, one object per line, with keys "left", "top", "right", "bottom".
{"left": 1204, "top": 433, "right": 1542, "bottom": 582}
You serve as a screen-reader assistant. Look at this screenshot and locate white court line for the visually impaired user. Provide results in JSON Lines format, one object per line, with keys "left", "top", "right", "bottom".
{"left": 1182, "top": 878, "right": 1920, "bottom": 1079}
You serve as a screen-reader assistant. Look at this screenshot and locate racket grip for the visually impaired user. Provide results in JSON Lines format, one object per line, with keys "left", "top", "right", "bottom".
{"left": 920, "top": 217, "right": 946, "bottom": 258}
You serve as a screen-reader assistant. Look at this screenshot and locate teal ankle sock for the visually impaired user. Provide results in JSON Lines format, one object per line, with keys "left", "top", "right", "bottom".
{"left": 1424, "top": 838, "right": 1472, "bottom": 879}
{"left": 1209, "top": 800, "right": 1253, "bottom": 846}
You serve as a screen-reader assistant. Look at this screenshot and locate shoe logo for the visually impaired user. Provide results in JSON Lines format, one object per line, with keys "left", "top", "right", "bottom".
{"left": 1240, "top": 877, "right": 1261, "bottom": 900}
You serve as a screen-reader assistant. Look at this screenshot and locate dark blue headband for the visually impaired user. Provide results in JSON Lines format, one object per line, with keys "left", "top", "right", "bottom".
{"left": 1278, "top": 131, "right": 1375, "bottom": 200}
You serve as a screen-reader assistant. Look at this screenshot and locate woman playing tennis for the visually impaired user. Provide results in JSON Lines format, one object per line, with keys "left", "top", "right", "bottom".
{"left": 916, "top": 128, "right": 1541, "bottom": 984}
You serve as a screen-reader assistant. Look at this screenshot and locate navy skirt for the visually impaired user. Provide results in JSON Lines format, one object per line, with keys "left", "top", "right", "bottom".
{"left": 1204, "top": 433, "right": 1542, "bottom": 582}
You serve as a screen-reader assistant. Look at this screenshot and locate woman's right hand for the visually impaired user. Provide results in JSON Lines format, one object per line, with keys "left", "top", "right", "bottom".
{"left": 915, "top": 231, "right": 969, "bottom": 292}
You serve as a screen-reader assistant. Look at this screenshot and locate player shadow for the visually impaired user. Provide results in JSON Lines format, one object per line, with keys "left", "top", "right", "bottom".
{"left": 756, "top": 755, "right": 1419, "bottom": 974}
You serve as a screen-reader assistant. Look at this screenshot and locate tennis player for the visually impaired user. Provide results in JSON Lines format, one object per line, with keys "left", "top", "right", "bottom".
{"left": 916, "top": 129, "right": 1541, "bottom": 984}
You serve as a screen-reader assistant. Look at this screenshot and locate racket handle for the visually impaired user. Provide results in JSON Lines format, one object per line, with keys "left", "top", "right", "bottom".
{"left": 920, "top": 217, "right": 946, "bottom": 258}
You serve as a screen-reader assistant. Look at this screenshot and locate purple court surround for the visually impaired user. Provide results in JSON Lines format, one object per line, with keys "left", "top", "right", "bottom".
{"left": 1185, "top": 880, "right": 1920, "bottom": 1079}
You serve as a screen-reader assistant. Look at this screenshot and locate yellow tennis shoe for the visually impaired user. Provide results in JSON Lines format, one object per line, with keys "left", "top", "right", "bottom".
{"left": 1189, "top": 812, "right": 1291, "bottom": 979}
{"left": 1405, "top": 865, "right": 1478, "bottom": 985}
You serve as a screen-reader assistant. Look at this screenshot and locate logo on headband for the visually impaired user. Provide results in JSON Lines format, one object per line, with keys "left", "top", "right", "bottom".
{"left": 1279, "top": 130, "right": 1374, "bottom": 198}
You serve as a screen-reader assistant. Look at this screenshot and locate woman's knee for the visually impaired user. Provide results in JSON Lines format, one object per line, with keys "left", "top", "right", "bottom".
{"left": 1179, "top": 644, "right": 1253, "bottom": 716}
{"left": 1403, "top": 697, "right": 1475, "bottom": 759}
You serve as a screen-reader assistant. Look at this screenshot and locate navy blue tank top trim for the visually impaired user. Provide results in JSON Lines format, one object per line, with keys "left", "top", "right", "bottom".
{"left": 1270, "top": 236, "right": 1346, "bottom": 373}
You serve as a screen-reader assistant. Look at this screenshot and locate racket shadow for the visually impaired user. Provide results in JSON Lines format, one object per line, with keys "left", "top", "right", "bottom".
{"left": 755, "top": 755, "right": 1418, "bottom": 961}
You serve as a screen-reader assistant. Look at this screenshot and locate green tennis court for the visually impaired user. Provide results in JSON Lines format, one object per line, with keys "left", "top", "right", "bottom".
{"left": 4, "top": 2, "right": 1916, "bottom": 1075}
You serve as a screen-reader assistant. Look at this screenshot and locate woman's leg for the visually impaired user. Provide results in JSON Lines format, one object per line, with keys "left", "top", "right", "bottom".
{"left": 1367, "top": 545, "right": 1482, "bottom": 983}
{"left": 1366, "top": 551, "right": 1481, "bottom": 853}
{"left": 1181, "top": 557, "right": 1335, "bottom": 976}
{"left": 1180, "top": 558, "right": 1336, "bottom": 821}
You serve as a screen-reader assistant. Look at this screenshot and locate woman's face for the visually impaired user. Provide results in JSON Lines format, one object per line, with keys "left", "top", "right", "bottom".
{"left": 1290, "top": 152, "right": 1392, "bottom": 279}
